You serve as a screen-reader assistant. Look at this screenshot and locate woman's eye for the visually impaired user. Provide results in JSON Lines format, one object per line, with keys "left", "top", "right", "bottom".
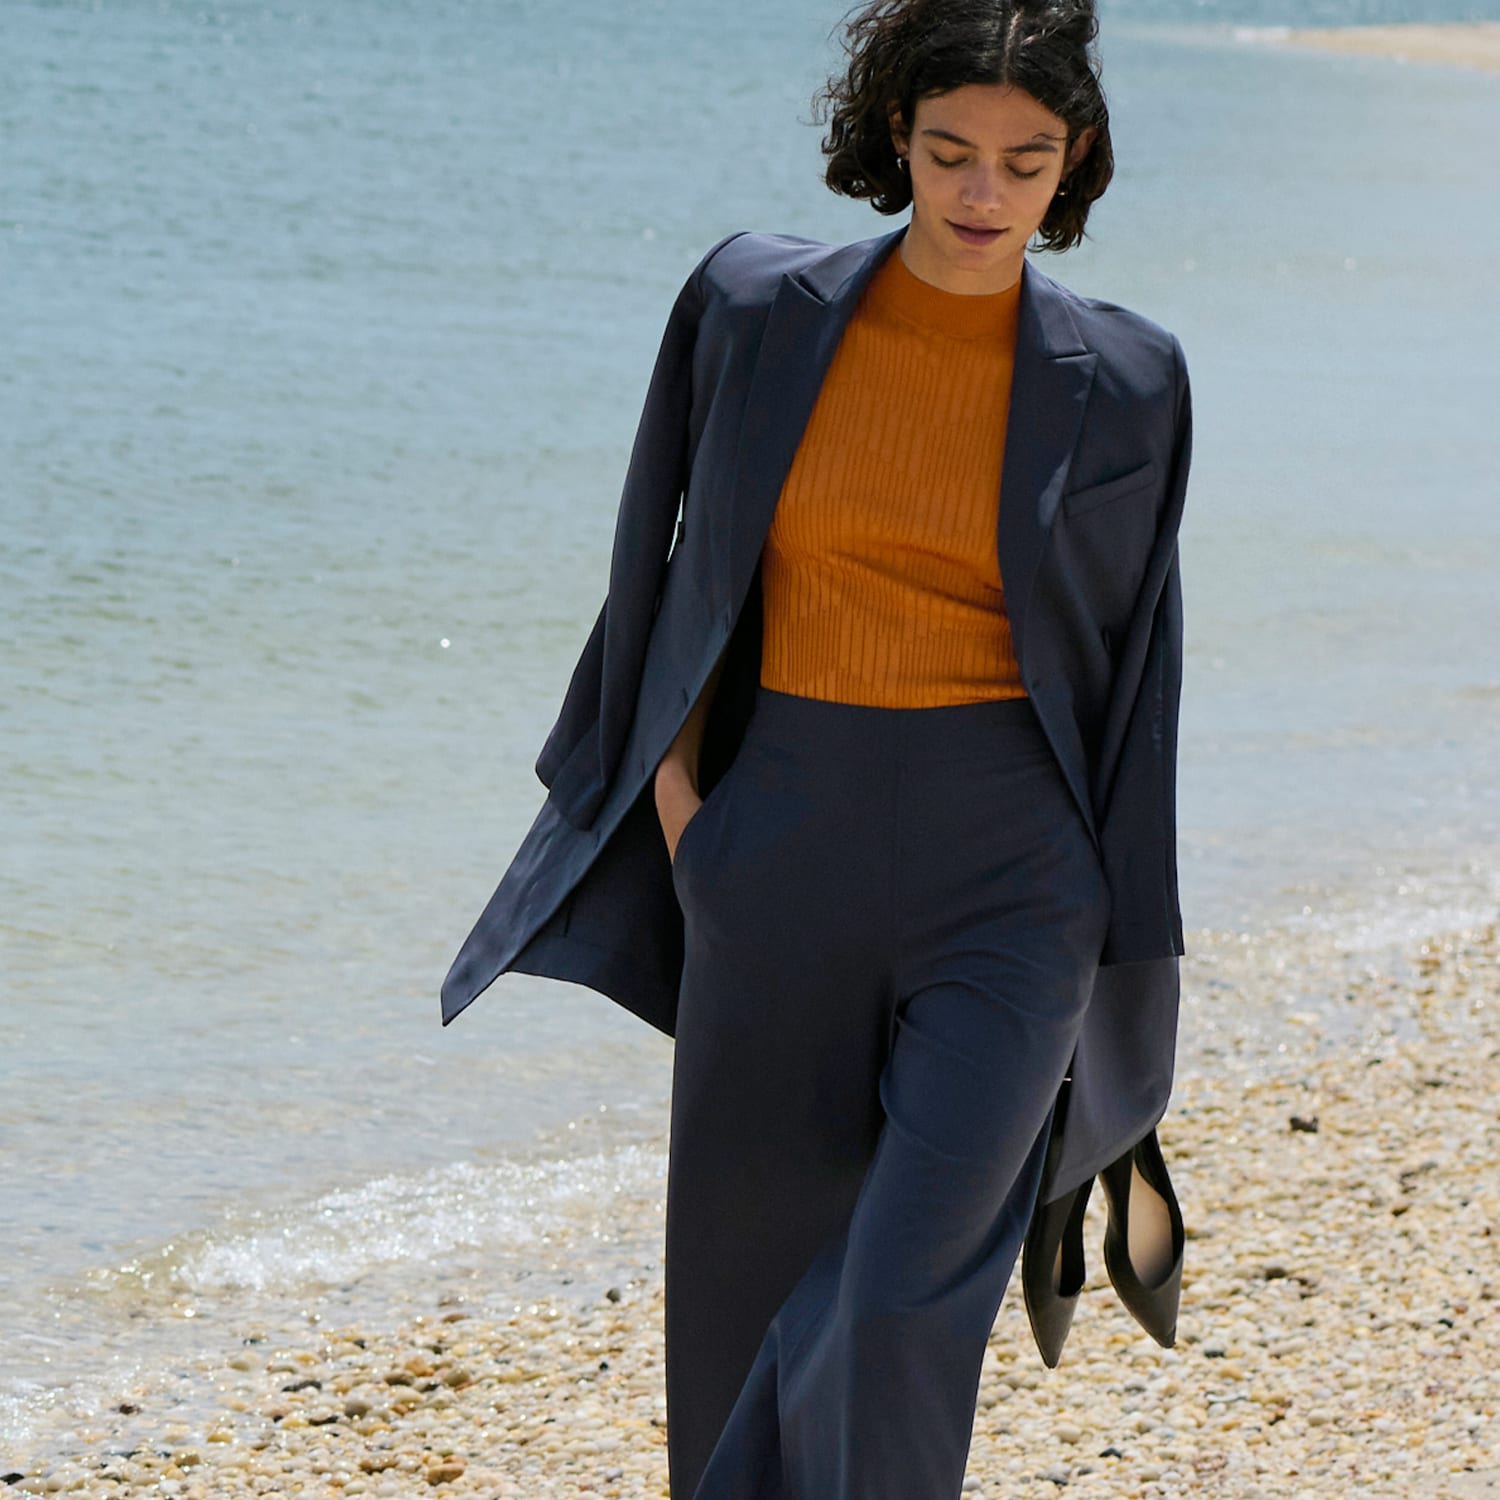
{"left": 928, "top": 154, "right": 1044, "bottom": 180}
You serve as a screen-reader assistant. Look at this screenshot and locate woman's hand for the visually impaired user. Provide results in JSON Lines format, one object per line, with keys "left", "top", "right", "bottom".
{"left": 655, "top": 759, "right": 704, "bottom": 865}
{"left": 653, "top": 651, "right": 727, "bottom": 865}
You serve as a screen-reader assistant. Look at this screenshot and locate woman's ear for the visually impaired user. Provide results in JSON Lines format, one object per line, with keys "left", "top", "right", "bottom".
{"left": 1065, "top": 125, "right": 1099, "bottom": 179}
{"left": 887, "top": 101, "right": 910, "bottom": 161}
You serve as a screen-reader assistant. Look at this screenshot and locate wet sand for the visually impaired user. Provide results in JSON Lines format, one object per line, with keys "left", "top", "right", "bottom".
{"left": 1250, "top": 22, "right": 1500, "bottom": 73}
{"left": 6, "top": 921, "right": 1498, "bottom": 1496}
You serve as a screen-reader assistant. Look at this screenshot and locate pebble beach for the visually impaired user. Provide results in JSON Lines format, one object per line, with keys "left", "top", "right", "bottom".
{"left": 7, "top": 919, "right": 1498, "bottom": 1498}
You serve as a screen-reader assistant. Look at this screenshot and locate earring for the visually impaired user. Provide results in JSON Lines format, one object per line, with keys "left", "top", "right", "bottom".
{"left": 1055, "top": 179, "right": 1069, "bottom": 197}
{"left": 897, "top": 155, "right": 909, "bottom": 171}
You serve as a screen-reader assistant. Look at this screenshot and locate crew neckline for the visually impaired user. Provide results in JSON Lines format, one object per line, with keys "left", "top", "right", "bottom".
{"left": 865, "top": 247, "right": 1023, "bottom": 341}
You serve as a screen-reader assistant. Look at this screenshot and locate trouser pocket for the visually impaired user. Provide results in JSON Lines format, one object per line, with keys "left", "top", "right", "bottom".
{"left": 670, "top": 748, "right": 747, "bottom": 900}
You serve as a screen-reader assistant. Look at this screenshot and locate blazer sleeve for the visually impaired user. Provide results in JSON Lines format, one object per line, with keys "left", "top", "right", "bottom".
{"left": 1093, "top": 336, "right": 1193, "bottom": 966}
{"left": 533, "top": 231, "right": 744, "bottom": 829}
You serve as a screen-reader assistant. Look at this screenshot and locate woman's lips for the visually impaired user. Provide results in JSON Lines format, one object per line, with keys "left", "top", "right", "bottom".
{"left": 949, "top": 221, "right": 1006, "bottom": 246}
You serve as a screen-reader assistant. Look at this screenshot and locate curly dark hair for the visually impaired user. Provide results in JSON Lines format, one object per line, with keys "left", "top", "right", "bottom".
{"left": 813, "top": 0, "right": 1114, "bottom": 251}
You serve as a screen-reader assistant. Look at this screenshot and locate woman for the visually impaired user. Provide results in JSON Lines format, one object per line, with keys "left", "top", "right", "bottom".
{"left": 443, "top": 0, "right": 1191, "bottom": 1494}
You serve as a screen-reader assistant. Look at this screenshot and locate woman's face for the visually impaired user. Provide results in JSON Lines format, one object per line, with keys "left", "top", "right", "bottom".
{"left": 889, "top": 83, "right": 1095, "bottom": 295}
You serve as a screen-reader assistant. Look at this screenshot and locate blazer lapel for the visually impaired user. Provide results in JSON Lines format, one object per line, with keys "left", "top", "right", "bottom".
{"left": 719, "top": 230, "right": 903, "bottom": 609}
{"left": 997, "top": 259, "right": 1098, "bottom": 671}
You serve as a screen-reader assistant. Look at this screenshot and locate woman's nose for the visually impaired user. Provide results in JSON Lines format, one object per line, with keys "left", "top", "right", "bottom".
{"left": 959, "top": 165, "right": 1004, "bottom": 211}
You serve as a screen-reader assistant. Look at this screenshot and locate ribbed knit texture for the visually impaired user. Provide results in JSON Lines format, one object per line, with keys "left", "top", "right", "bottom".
{"left": 759, "top": 248, "right": 1027, "bottom": 707}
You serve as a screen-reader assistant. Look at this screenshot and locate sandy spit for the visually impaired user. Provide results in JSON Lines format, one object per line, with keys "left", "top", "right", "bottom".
{"left": 6, "top": 922, "right": 1500, "bottom": 1498}
{"left": 1245, "top": 22, "right": 1500, "bottom": 73}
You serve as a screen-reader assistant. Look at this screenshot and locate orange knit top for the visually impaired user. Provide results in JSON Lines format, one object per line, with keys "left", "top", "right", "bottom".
{"left": 759, "top": 247, "right": 1026, "bottom": 707}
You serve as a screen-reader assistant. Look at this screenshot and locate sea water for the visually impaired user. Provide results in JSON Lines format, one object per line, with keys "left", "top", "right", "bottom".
{"left": 3, "top": 0, "right": 1498, "bottom": 1452}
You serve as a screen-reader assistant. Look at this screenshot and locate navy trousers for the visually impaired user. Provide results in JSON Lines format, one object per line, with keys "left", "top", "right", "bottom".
{"left": 663, "top": 688, "right": 1111, "bottom": 1500}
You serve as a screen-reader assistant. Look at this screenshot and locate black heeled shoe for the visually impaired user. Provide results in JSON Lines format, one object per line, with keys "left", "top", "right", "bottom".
{"left": 1098, "top": 1127, "right": 1184, "bottom": 1349}
{"left": 1021, "top": 1174, "right": 1093, "bottom": 1368}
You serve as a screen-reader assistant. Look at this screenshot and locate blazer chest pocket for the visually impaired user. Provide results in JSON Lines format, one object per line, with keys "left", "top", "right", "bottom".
{"left": 1060, "top": 459, "right": 1160, "bottom": 519}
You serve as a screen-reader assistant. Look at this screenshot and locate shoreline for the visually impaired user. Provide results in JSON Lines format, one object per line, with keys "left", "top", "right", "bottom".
{"left": 6, "top": 921, "right": 1499, "bottom": 1496}
{"left": 1241, "top": 21, "right": 1500, "bottom": 73}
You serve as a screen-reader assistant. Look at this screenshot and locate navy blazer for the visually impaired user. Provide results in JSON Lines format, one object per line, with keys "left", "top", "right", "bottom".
{"left": 442, "top": 225, "right": 1193, "bottom": 1204}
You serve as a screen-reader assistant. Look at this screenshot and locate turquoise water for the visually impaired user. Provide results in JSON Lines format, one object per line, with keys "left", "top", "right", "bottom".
{"left": 3, "top": 0, "right": 1499, "bottom": 1451}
